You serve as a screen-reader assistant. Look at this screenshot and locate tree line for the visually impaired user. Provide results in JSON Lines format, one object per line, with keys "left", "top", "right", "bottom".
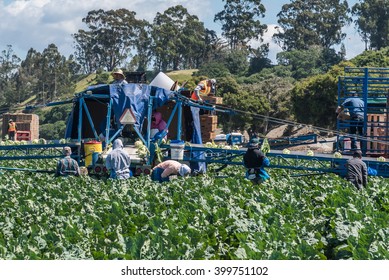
{"left": 1, "top": 0, "right": 389, "bottom": 138}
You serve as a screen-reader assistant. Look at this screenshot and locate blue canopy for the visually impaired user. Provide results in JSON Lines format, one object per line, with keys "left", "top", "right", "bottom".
{"left": 65, "top": 83, "right": 204, "bottom": 148}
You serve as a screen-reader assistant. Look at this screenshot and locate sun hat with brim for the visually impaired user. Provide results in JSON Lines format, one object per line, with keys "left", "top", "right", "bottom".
{"left": 179, "top": 164, "right": 191, "bottom": 177}
{"left": 112, "top": 69, "right": 125, "bottom": 78}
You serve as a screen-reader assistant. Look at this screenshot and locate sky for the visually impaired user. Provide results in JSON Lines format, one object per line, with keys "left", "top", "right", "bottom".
{"left": 0, "top": 0, "right": 363, "bottom": 64}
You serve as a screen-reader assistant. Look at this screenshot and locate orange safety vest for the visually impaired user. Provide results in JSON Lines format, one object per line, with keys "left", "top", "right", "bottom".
{"left": 190, "top": 80, "right": 210, "bottom": 100}
{"left": 8, "top": 122, "right": 16, "bottom": 132}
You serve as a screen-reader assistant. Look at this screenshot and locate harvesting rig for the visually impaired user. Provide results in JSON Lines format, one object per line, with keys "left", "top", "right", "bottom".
{"left": 1, "top": 68, "right": 389, "bottom": 178}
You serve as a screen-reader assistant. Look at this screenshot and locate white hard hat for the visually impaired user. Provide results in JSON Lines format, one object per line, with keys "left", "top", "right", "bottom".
{"left": 210, "top": 79, "right": 216, "bottom": 84}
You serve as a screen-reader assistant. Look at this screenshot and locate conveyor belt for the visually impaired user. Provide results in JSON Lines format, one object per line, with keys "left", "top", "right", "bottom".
{"left": 161, "top": 143, "right": 389, "bottom": 178}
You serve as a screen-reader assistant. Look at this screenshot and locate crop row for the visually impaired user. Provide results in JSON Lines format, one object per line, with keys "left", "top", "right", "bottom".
{"left": 0, "top": 162, "right": 388, "bottom": 259}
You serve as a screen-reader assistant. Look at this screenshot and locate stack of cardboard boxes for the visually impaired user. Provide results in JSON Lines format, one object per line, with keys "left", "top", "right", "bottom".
{"left": 200, "top": 96, "right": 222, "bottom": 142}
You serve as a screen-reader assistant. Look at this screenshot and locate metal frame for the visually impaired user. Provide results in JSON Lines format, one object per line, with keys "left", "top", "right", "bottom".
{"left": 337, "top": 67, "right": 389, "bottom": 155}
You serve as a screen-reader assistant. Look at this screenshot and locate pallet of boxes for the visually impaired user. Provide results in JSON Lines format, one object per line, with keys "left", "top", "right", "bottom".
{"left": 2, "top": 113, "right": 39, "bottom": 141}
{"left": 200, "top": 96, "right": 222, "bottom": 142}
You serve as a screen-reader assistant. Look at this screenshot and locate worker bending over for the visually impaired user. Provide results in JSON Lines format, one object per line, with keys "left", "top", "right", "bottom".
{"left": 191, "top": 79, "right": 216, "bottom": 102}
{"left": 151, "top": 160, "right": 191, "bottom": 182}
{"left": 243, "top": 138, "right": 270, "bottom": 184}
{"left": 105, "top": 138, "right": 132, "bottom": 179}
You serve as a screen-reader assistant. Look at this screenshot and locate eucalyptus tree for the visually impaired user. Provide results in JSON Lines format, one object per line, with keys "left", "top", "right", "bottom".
{"left": 214, "top": 0, "right": 267, "bottom": 50}
{"left": 15, "top": 48, "right": 42, "bottom": 103}
{"left": 73, "top": 9, "right": 142, "bottom": 72}
{"left": 0, "top": 45, "right": 21, "bottom": 105}
{"left": 352, "top": 0, "right": 389, "bottom": 50}
{"left": 131, "top": 19, "right": 153, "bottom": 71}
{"left": 151, "top": 5, "right": 206, "bottom": 71}
{"left": 274, "top": 0, "right": 350, "bottom": 51}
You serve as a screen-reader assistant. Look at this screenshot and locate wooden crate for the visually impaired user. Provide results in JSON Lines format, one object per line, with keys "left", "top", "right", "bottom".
{"left": 200, "top": 115, "right": 218, "bottom": 123}
{"left": 201, "top": 96, "right": 223, "bottom": 105}
{"left": 16, "top": 131, "right": 31, "bottom": 141}
{"left": 201, "top": 132, "right": 216, "bottom": 142}
{"left": 366, "top": 113, "right": 387, "bottom": 154}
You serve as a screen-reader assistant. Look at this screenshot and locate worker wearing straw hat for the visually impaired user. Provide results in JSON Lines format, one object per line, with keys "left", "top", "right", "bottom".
{"left": 111, "top": 69, "right": 128, "bottom": 85}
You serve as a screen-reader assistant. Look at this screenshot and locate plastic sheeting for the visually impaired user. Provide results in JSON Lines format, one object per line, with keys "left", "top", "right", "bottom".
{"left": 65, "top": 82, "right": 206, "bottom": 173}
{"left": 65, "top": 83, "right": 173, "bottom": 138}
{"left": 189, "top": 107, "right": 207, "bottom": 173}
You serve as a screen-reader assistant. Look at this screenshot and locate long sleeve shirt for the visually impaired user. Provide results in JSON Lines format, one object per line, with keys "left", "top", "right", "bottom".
{"left": 346, "top": 157, "right": 368, "bottom": 188}
{"left": 105, "top": 139, "right": 131, "bottom": 179}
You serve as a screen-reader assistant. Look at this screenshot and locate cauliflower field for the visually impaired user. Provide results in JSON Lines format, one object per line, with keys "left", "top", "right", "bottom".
{"left": 0, "top": 159, "right": 389, "bottom": 260}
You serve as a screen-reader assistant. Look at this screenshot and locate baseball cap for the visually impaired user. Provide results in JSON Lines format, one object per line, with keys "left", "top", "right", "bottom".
{"left": 179, "top": 164, "right": 191, "bottom": 177}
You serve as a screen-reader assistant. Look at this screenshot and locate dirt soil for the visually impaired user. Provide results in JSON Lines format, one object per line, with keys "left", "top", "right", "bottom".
{"left": 266, "top": 124, "right": 335, "bottom": 153}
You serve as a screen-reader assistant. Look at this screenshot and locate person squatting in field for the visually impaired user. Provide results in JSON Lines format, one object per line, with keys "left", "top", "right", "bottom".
{"left": 105, "top": 138, "right": 132, "bottom": 179}
{"left": 151, "top": 160, "right": 191, "bottom": 182}
{"left": 56, "top": 146, "right": 80, "bottom": 177}
{"left": 243, "top": 138, "right": 270, "bottom": 185}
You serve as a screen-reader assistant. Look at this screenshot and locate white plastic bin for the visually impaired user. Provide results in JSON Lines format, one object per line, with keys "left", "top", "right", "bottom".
{"left": 170, "top": 140, "right": 185, "bottom": 160}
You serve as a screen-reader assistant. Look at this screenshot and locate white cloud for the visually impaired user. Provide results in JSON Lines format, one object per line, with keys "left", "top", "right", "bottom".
{"left": 0, "top": 0, "right": 213, "bottom": 59}
{"left": 249, "top": 24, "right": 283, "bottom": 64}
{"left": 0, "top": 0, "right": 365, "bottom": 64}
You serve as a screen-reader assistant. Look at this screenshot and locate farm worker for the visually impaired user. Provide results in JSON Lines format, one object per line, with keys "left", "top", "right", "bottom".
{"left": 191, "top": 79, "right": 217, "bottom": 102}
{"left": 336, "top": 92, "right": 365, "bottom": 151}
{"left": 346, "top": 150, "right": 367, "bottom": 190}
{"left": 150, "top": 111, "right": 167, "bottom": 140}
{"left": 111, "top": 69, "right": 128, "bottom": 85}
{"left": 55, "top": 146, "right": 80, "bottom": 177}
{"left": 105, "top": 138, "right": 132, "bottom": 179}
{"left": 243, "top": 138, "right": 270, "bottom": 184}
{"left": 7, "top": 119, "right": 17, "bottom": 141}
{"left": 151, "top": 160, "right": 191, "bottom": 182}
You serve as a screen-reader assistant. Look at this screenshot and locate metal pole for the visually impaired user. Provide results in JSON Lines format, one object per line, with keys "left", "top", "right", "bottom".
{"left": 146, "top": 96, "right": 154, "bottom": 149}
{"left": 363, "top": 68, "right": 369, "bottom": 155}
{"left": 105, "top": 98, "right": 112, "bottom": 145}
{"left": 78, "top": 97, "right": 83, "bottom": 143}
{"left": 177, "top": 100, "right": 182, "bottom": 141}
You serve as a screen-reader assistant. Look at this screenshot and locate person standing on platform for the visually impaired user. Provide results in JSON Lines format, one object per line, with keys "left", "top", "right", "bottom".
{"left": 7, "top": 119, "right": 17, "bottom": 141}
{"left": 111, "top": 69, "right": 128, "bottom": 85}
{"left": 191, "top": 79, "right": 217, "bottom": 102}
{"left": 336, "top": 92, "right": 365, "bottom": 151}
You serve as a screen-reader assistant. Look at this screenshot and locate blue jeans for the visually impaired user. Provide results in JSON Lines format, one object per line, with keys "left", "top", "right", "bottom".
{"left": 151, "top": 167, "right": 170, "bottom": 183}
{"left": 350, "top": 115, "right": 364, "bottom": 150}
